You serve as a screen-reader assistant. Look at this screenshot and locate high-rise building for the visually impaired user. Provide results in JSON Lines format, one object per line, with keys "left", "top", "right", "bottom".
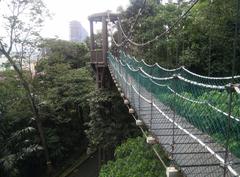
{"left": 69, "top": 21, "right": 88, "bottom": 42}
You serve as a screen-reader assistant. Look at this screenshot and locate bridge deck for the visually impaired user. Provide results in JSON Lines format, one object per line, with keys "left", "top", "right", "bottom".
{"left": 112, "top": 67, "right": 240, "bottom": 177}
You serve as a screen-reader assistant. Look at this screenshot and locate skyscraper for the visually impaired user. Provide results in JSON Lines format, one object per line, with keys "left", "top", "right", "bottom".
{"left": 69, "top": 21, "right": 88, "bottom": 42}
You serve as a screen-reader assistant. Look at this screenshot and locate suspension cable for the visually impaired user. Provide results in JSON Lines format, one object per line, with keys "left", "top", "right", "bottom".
{"left": 118, "top": 0, "right": 200, "bottom": 47}
{"left": 108, "top": 0, "right": 147, "bottom": 47}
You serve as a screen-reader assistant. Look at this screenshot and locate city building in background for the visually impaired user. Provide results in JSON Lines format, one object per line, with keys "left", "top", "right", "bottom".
{"left": 69, "top": 20, "right": 88, "bottom": 42}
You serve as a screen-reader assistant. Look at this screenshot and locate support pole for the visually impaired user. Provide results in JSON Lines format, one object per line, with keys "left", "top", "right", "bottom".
{"left": 117, "top": 21, "right": 123, "bottom": 52}
{"left": 223, "top": 85, "right": 233, "bottom": 177}
{"left": 150, "top": 67, "right": 154, "bottom": 130}
{"left": 90, "top": 20, "right": 94, "bottom": 51}
{"left": 102, "top": 16, "right": 108, "bottom": 65}
{"left": 171, "top": 75, "right": 178, "bottom": 165}
{"left": 138, "top": 70, "right": 141, "bottom": 117}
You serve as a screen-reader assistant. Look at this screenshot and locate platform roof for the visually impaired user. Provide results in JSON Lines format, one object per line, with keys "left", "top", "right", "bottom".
{"left": 88, "top": 12, "right": 118, "bottom": 22}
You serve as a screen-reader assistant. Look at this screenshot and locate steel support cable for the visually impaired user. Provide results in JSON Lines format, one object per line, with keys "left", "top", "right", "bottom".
{"left": 118, "top": 0, "right": 200, "bottom": 47}
{"left": 110, "top": 53, "right": 226, "bottom": 89}
{"left": 146, "top": 61, "right": 182, "bottom": 72}
{"left": 149, "top": 78, "right": 240, "bottom": 123}
{"left": 127, "top": 0, "right": 147, "bottom": 38}
{"left": 177, "top": 75, "right": 225, "bottom": 90}
{"left": 109, "top": 54, "right": 240, "bottom": 126}
{"left": 108, "top": 24, "right": 125, "bottom": 47}
{"left": 115, "top": 55, "right": 176, "bottom": 80}
{"left": 140, "top": 67, "right": 176, "bottom": 80}
{"left": 182, "top": 67, "right": 240, "bottom": 80}
{"left": 107, "top": 0, "right": 147, "bottom": 48}
{"left": 135, "top": 64, "right": 226, "bottom": 90}
{"left": 127, "top": 58, "right": 240, "bottom": 123}
{"left": 138, "top": 64, "right": 226, "bottom": 90}
{"left": 120, "top": 53, "right": 240, "bottom": 104}
{"left": 113, "top": 60, "right": 240, "bottom": 176}
{"left": 123, "top": 52, "right": 183, "bottom": 71}
{"left": 121, "top": 51, "right": 240, "bottom": 80}
{"left": 111, "top": 54, "right": 224, "bottom": 95}
{"left": 107, "top": 14, "right": 126, "bottom": 47}
{"left": 109, "top": 54, "right": 239, "bottom": 122}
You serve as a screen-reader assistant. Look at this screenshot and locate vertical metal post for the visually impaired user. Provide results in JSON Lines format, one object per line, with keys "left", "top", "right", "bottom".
{"left": 171, "top": 75, "right": 177, "bottom": 166}
{"left": 130, "top": 72, "right": 133, "bottom": 105}
{"left": 138, "top": 70, "right": 141, "bottom": 117}
{"left": 223, "top": 85, "right": 233, "bottom": 177}
{"left": 117, "top": 59, "right": 120, "bottom": 82}
{"left": 117, "top": 21, "right": 123, "bottom": 52}
{"left": 119, "top": 60, "right": 122, "bottom": 87}
{"left": 90, "top": 20, "right": 94, "bottom": 51}
{"left": 125, "top": 63, "right": 128, "bottom": 98}
{"left": 150, "top": 67, "right": 153, "bottom": 130}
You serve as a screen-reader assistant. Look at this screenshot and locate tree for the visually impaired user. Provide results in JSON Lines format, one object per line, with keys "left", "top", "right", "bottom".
{"left": 118, "top": 0, "right": 240, "bottom": 76}
{"left": 0, "top": 0, "right": 52, "bottom": 172}
{"left": 36, "top": 39, "right": 95, "bottom": 164}
{"left": 0, "top": 71, "right": 44, "bottom": 177}
{"left": 99, "top": 137, "right": 167, "bottom": 177}
{"left": 40, "top": 39, "right": 89, "bottom": 69}
{"left": 0, "top": 38, "right": 95, "bottom": 177}
{"left": 85, "top": 90, "right": 140, "bottom": 163}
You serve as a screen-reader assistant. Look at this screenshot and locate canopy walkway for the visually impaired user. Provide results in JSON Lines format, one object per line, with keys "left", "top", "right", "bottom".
{"left": 108, "top": 52, "right": 240, "bottom": 177}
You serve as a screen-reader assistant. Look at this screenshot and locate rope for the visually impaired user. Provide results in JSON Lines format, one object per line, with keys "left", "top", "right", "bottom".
{"left": 110, "top": 57, "right": 239, "bottom": 176}
{"left": 177, "top": 75, "right": 225, "bottom": 90}
{"left": 118, "top": 0, "right": 200, "bottom": 47}
{"left": 121, "top": 51, "right": 240, "bottom": 80}
{"left": 108, "top": 53, "right": 240, "bottom": 177}
{"left": 110, "top": 53, "right": 240, "bottom": 129}
{"left": 108, "top": 0, "right": 147, "bottom": 48}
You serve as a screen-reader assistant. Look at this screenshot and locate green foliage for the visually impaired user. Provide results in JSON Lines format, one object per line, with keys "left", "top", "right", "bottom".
{"left": 0, "top": 39, "right": 95, "bottom": 177}
{"left": 39, "top": 39, "right": 89, "bottom": 69}
{"left": 85, "top": 91, "right": 140, "bottom": 152}
{"left": 99, "top": 137, "right": 166, "bottom": 177}
{"left": 35, "top": 40, "right": 95, "bottom": 164}
{"left": 119, "top": 0, "right": 240, "bottom": 76}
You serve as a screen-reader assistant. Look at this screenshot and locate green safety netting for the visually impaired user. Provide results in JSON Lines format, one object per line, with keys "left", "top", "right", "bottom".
{"left": 119, "top": 51, "right": 240, "bottom": 86}
{"left": 108, "top": 52, "right": 240, "bottom": 160}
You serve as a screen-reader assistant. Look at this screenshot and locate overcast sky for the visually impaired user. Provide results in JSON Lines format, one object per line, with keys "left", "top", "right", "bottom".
{"left": 41, "top": 0, "right": 130, "bottom": 40}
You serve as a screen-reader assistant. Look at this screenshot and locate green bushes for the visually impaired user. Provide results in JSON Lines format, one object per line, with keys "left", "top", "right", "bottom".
{"left": 99, "top": 137, "right": 166, "bottom": 177}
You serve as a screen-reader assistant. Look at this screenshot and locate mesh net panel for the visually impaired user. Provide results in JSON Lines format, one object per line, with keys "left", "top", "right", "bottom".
{"left": 108, "top": 52, "right": 240, "bottom": 177}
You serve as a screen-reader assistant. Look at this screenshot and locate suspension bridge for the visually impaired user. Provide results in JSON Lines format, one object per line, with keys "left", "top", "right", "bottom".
{"left": 108, "top": 52, "right": 240, "bottom": 177}
{"left": 88, "top": 0, "right": 240, "bottom": 176}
